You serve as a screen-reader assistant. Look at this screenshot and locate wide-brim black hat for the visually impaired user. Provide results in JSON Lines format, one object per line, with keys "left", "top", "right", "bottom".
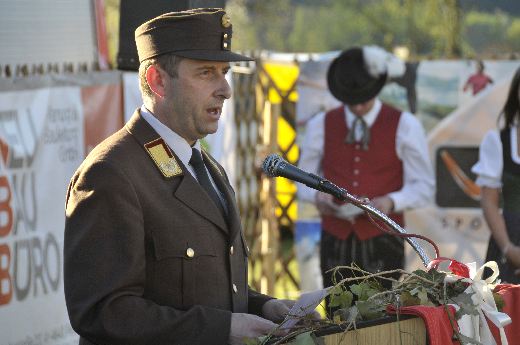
{"left": 135, "top": 8, "right": 253, "bottom": 63}
{"left": 327, "top": 47, "right": 387, "bottom": 105}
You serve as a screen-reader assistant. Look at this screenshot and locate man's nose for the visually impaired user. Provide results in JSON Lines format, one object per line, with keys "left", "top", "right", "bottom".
{"left": 351, "top": 104, "right": 364, "bottom": 113}
{"left": 215, "top": 76, "right": 232, "bottom": 100}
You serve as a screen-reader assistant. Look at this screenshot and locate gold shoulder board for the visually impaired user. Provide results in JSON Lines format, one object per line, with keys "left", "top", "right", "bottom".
{"left": 144, "top": 138, "right": 182, "bottom": 178}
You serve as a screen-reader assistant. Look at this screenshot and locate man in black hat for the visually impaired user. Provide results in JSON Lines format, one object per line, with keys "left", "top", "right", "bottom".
{"left": 298, "top": 47, "right": 434, "bottom": 306}
{"left": 64, "top": 8, "right": 305, "bottom": 345}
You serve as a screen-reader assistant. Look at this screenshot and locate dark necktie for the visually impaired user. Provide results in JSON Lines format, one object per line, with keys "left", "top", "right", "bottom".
{"left": 189, "top": 148, "right": 226, "bottom": 216}
{"left": 345, "top": 115, "right": 370, "bottom": 150}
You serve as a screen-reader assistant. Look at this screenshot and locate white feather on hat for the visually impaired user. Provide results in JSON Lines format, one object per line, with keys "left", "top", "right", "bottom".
{"left": 362, "top": 45, "right": 405, "bottom": 78}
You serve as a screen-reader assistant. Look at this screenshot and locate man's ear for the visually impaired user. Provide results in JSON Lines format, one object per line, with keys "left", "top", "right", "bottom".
{"left": 145, "top": 65, "right": 166, "bottom": 98}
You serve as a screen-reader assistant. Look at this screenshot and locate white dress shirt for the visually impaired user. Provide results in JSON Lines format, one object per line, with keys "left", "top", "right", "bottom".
{"left": 140, "top": 106, "right": 226, "bottom": 207}
{"left": 141, "top": 106, "right": 201, "bottom": 178}
{"left": 472, "top": 127, "right": 520, "bottom": 188}
{"left": 297, "top": 99, "right": 435, "bottom": 212}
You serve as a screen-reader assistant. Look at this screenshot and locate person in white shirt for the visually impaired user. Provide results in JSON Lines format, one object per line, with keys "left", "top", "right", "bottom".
{"left": 472, "top": 67, "right": 520, "bottom": 283}
{"left": 297, "top": 47, "right": 434, "bottom": 315}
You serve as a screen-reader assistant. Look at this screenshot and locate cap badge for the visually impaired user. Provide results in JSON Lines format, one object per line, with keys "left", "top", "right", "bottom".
{"left": 221, "top": 13, "right": 231, "bottom": 28}
{"left": 144, "top": 138, "right": 182, "bottom": 178}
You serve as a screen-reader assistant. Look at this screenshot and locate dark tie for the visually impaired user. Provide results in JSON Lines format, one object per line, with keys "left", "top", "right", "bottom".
{"left": 345, "top": 115, "right": 370, "bottom": 150}
{"left": 189, "top": 148, "right": 226, "bottom": 216}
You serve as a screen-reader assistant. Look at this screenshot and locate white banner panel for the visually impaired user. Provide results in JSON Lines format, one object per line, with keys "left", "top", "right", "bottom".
{"left": 122, "top": 72, "right": 141, "bottom": 123}
{"left": 0, "top": 0, "right": 97, "bottom": 70}
{"left": 0, "top": 87, "right": 83, "bottom": 345}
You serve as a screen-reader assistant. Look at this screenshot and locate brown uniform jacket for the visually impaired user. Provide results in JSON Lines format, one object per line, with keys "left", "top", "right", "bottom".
{"left": 64, "top": 110, "right": 272, "bottom": 345}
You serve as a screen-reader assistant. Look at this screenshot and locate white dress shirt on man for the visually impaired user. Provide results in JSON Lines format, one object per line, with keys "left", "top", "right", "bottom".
{"left": 141, "top": 105, "right": 226, "bottom": 206}
{"left": 297, "top": 99, "right": 435, "bottom": 212}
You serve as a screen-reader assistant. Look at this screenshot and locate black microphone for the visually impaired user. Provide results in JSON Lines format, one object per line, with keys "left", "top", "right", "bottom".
{"left": 262, "top": 154, "right": 344, "bottom": 198}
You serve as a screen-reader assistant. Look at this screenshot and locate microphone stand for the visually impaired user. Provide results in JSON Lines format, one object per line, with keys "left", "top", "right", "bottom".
{"left": 261, "top": 153, "right": 432, "bottom": 267}
{"left": 319, "top": 179, "right": 431, "bottom": 267}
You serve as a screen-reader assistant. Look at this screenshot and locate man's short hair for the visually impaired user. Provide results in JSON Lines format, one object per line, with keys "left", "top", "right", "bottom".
{"left": 138, "top": 54, "right": 184, "bottom": 99}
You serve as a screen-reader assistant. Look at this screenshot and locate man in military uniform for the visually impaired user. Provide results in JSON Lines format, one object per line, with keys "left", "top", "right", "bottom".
{"left": 64, "top": 8, "right": 299, "bottom": 345}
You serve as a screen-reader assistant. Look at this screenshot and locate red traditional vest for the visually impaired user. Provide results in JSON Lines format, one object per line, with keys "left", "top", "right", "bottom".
{"left": 322, "top": 104, "right": 404, "bottom": 240}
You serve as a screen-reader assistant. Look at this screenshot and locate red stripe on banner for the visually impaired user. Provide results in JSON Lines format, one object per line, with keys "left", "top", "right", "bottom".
{"left": 81, "top": 84, "right": 124, "bottom": 155}
{"left": 93, "top": 0, "right": 110, "bottom": 70}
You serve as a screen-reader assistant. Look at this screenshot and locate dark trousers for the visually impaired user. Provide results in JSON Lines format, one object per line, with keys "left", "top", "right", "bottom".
{"left": 320, "top": 231, "right": 404, "bottom": 317}
{"left": 484, "top": 210, "right": 520, "bottom": 284}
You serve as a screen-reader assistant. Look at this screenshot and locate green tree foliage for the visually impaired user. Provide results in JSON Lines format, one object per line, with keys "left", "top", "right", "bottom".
{"left": 464, "top": 10, "right": 516, "bottom": 57}
{"left": 102, "top": 0, "right": 520, "bottom": 62}
{"left": 104, "top": 0, "right": 120, "bottom": 67}
{"left": 507, "top": 19, "right": 520, "bottom": 53}
{"left": 225, "top": 0, "right": 259, "bottom": 52}
{"left": 226, "top": 0, "right": 519, "bottom": 58}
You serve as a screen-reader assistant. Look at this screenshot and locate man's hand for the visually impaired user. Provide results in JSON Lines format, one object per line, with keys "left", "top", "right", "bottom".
{"left": 370, "top": 195, "right": 394, "bottom": 215}
{"left": 315, "top": 192, "right": 340, "bottom": 216}
{"left": 262, "top": 299, "right": 321, "bottom": 324}
{"left": 262, "top": 299, "right": 295, "bottom": 323}
{"left": 229, "top": 313, "right": 277, "bottom": 345}
{"left": 506, "top": 244, "right": 520, "bottom": 268}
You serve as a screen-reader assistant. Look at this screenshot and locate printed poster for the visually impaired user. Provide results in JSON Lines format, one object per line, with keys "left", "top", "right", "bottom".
{"left": 0, "top": 87, "right": 84, "bottom": 345}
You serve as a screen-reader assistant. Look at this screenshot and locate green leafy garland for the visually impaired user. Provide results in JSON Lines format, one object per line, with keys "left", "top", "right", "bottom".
{"left": 246, "top": 264, "right": 505, "bottom": 345}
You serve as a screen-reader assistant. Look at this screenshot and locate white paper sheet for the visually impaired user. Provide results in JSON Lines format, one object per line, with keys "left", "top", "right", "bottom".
{"left": 281, "top": 287, "right": 331, "bottom": 329}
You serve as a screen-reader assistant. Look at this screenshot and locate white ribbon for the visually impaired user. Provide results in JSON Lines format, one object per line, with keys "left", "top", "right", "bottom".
{"left": 463, "top": 261, "right": 511, "bottom": 345}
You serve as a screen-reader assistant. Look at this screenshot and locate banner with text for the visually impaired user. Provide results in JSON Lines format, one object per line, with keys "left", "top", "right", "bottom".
{"left": 0, "top": 78, "right": 123, "bottom": 344}
{"left": 0, "top": 87, "right": 83, "bottom": 344}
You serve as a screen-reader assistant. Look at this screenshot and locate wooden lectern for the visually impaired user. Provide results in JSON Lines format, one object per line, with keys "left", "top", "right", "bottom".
{"left": 271, "top": 315, "right": 429, "bottom": 345}
{"left": 320, "top": 317, "right": 426, "bottom": 345}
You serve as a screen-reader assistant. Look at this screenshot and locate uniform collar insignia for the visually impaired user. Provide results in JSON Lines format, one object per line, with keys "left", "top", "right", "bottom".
{"left": 144, "top": 138, "right": 183, "bottom": 178}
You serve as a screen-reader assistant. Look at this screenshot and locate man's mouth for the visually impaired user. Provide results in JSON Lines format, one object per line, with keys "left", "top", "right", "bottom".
{"left": 207, "top": 107, "right": 222, "bottom": 116}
